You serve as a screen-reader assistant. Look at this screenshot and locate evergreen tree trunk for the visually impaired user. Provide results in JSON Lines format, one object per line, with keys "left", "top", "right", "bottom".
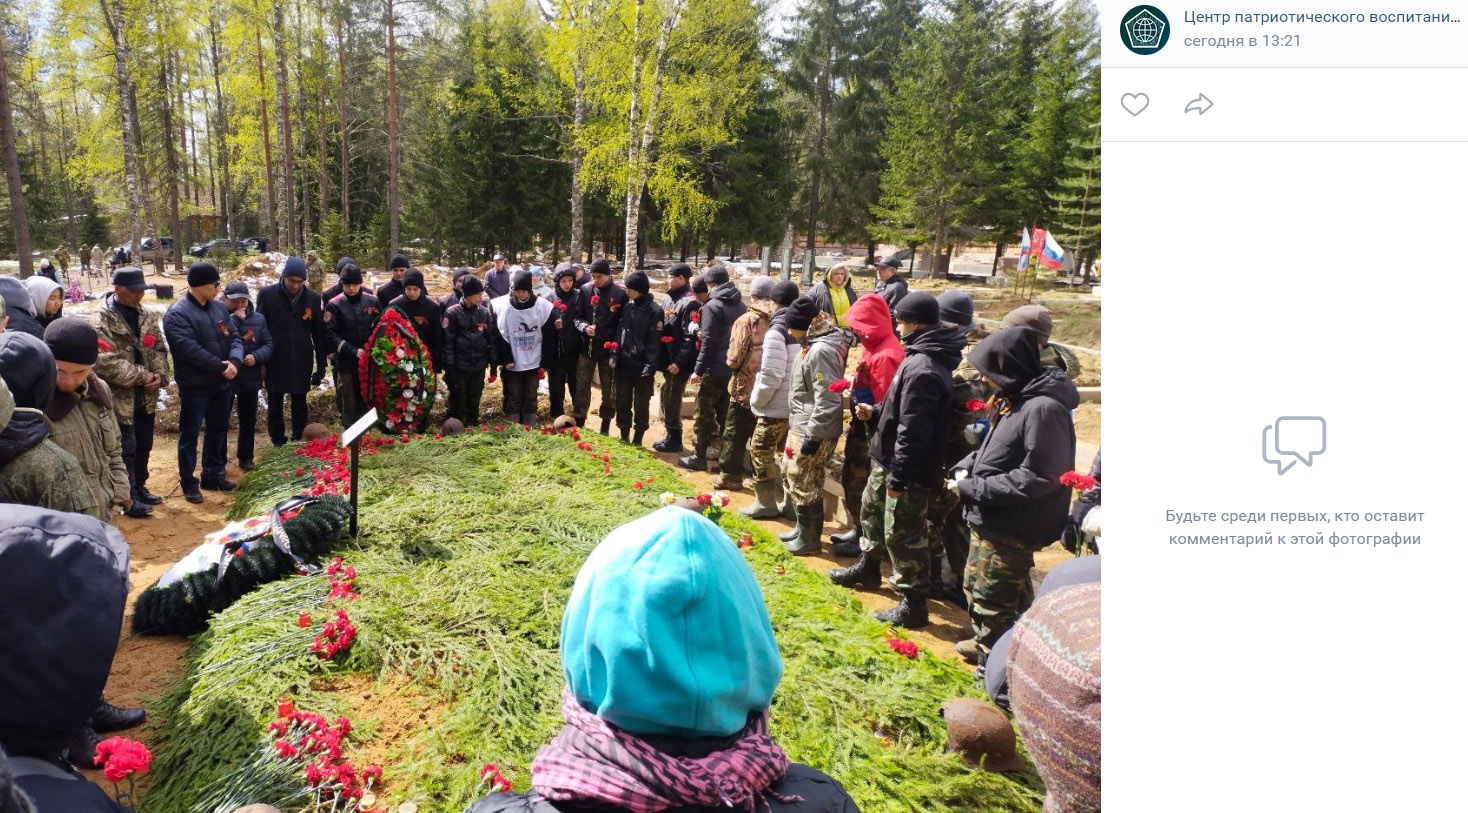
{"left": 252, "top": 5, "right": 279, "bottom": 249}
{"left": 99, "top": 0, "right": 144, "bottom": 259}
{"left": 386, "top": 0, "right": 401, "bottom": 256}
{"left": 337, "top": 8, "right": 350, "bottom": 227}
{"left": 273, "top": 0, "right": 299, "bottom": 252}
{"left": 0, "top": 31, "right": 32, "bottom": 277}
{"left": 315, "top": 6, "right": 330, "bottom": 228}
{"left": 208, "top": 14, "right": 235, "bottom": 239}
{"left": 160, "top": 60, "right": 184, "bottom": 271}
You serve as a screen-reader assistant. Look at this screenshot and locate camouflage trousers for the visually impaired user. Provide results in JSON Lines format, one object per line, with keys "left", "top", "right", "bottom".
{"left": 787, "top": 434, "right": 838, "bottom": 507}
{"left": 858, "top": 460, "right": 933, "bottom": 591}
{"left": 964, "top": 530, "right": 1036, "bottom": 654}
{"left": 839, "top": 419, "right": 872, "bottom": 524}
{"left": 749, "top": 417, "right": 789, "bottom": 483}
{"left": 926, "top": 487, "right": 970, "bottom": 588}
{"left": 689, "top": 375, "right": 730, "bottom": 456}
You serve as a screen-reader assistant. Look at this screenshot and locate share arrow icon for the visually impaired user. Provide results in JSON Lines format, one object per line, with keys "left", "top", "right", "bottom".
{"left": 1184, "top": 93, "right": 1214, "bottom": 115}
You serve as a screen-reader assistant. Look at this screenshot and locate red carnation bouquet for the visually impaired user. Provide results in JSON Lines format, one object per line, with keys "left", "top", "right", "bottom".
{"left": 1059, "top": 471, "right": 1098, "bottom": 491}
{"left": 358, "top": 308, "right": 437, "bottom": 433}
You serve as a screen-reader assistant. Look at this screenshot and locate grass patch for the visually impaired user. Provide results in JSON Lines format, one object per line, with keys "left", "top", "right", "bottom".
{"left": 144, "top": 429, "right": 1043, "bottom": 812}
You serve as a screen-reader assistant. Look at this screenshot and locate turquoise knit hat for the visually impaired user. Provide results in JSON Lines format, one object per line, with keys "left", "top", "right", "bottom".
{"left": 561, "top": 506, "right": 784, "bottom": 738}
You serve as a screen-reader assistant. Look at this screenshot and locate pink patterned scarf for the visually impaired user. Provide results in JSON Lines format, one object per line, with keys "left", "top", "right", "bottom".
{"left": 531, "top": 688, "right": 794, "bottom": 812}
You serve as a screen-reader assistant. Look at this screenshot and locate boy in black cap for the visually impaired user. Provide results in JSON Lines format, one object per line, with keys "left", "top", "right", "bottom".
{"left": 162, "top": 262, "right": 242, "bottom": 503}
{"left": 572, "top": 259, "right": 627, "bottom": 432}
{"left": 377, "top": 254, "right": 411, "bottom": 304}
{"left": 830, "top": 291, "right": 965, "bottom": 629}
{"left": 653, "top": 265, "right": 700, "bottom": 453}
{"left": 323, "top": 263, "right": 381, "bottom": 427}
{"left": 257, "top": 256, "right": 326, "bottom": 448}
{"left": 545, "top": 263, "right": 585, "bottom": 423}
{"left": 389, "top": 269, "right": 444, "bottom": 430}
{"left": 442, "top": 275, "right": 499, "bottom": 424}
{"left": 610, "top": 271, "right": 661, "bottom": 445}
{"left": 223, "top": 282, "right": 273, "bottom": 471}
{"left": 92, "top": 266, "right": 170, "bottom": 508}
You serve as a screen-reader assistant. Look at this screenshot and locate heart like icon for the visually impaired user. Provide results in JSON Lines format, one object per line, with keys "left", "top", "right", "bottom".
{"left": 1120, "top": 93, "right": 1150, "bottom": 116}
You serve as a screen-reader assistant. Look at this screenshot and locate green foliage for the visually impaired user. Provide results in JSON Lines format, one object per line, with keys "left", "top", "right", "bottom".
{"left": 144, "top": 431, "right": 1043, "bottom": 813}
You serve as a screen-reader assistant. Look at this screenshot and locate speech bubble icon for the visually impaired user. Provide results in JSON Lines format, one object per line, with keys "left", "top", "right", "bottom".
{"left": 1275, "top": 416, "right": 1327, "bottom": 468}
{"left": 1261, "top": 425, "right": 1294, "bottom": 475}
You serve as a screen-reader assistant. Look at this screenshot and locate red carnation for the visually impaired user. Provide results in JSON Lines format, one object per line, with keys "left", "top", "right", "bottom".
{"left": 95, "top": 737, "right": 151, "bottom": 784}
{"left": 142, "top": 334, "right": 156, "bottom": 348}
{"left": 1059, "top": 471, "right": 1098, "bottom": 490}
{"left": 97, "top": 337, "right": 113, "bottom": 353}
{"left": 966, "top": 398, "right": 987, "bottom": 412}
{"left": 481, "top": 763, "right": 512, "bottom": 793}
{"left": 538, "top": 368, "right": 546, "bottom": 380}
{"left": 886, "top": 637, "right": 919, "bottom": 659}
{"left": 591, "top": 295, "right": 601, "bottom": 305}
{"left": 690, "top": 311, "right": 701, "bottom": 323}
{"left": 660, "top": 335, "right": 673, "bottom": 343}
{"left": 554, "top": 300, "right": 567, "bottom": 311}
{"left": 603, "top": 465, "right": 612, "bottom": 474}
{"left": 633, "top": 481, "right": 644, "bottom": 490}
{"left": 827, "top": 379, "right": 851, "bottom": 393}
{"left": 784, "top": 446, "right": 793, "bottom": 459}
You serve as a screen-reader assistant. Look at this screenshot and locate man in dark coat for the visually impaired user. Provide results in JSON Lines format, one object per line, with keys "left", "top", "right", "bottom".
{"left": 546, "top": 263, "right": 585, "bottom": 423}
{"left": 678, "top": 264, "right": 745, "bottom": 471}
{"left": 376, "top": 254, "right": 410, "bottom": 305}
{"left": 572, "top": 259, "right": 626, "bottom": 432}
{"left": 162, "top": 262, "right": 242, "bottom": 503}
{"left": 483, "top": 252, "right": 511, "bottom": 299}
{"left": 830, "top": 292, "right": 965, "bottom": 630}
{"left": 953, "top": 327, "right": 1079, "bottom": 675}
{"left": 223, "top": 282, "right": 273, "bottom": 471}
{"left": 321, "top": 255, "right": 357, "bottom": 303}
{"left": 610, "top": 271, "right": 662, "bottom": 446}
{"left": 0, "top": 506, "right": 136, "bottom": 811}
{"left": 323, "top": 264, "right": 381, "bottom": 428}
{"left": 874, "top": 256, "right": 909, "bottom": 324}
{"left": 441, "top": 275, "right": 499, "bottom": 425}
{"left": 653, "top": 264, "right": 699, "bottom": 453}
{"left": 256, "top": 257, "right": 326, "bottom": 448}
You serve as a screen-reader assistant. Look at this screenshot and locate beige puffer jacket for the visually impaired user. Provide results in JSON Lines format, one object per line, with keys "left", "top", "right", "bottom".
{"left": 726, "top": 299, "right": 774, "bottom": 407}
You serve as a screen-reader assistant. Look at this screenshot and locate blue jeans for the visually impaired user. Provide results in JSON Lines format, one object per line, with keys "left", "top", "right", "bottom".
{"left": 178, "top": 387, "right": 233, "bottom": 488}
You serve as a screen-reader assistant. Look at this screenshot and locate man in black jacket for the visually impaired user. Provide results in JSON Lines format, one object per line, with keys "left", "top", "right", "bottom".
{"left": 610, "top": 271, "right": 661, "bottom": 446}
{"left": 442, "top": 275, "right": 499, "bottom": 425}
{"left": 653, "top": 264, "right": 699, "bottom": 453}
{"left": 678, "top": 264, "right": 744, "bottom": 471}
{"left": 830, "top": 293, "right": 965, "bottom": 629}
{"left": 546, "top": 264, "right": 584, "bottom": 423}
{"left": 162, "top": 262, "right": 242, "bottom": 503}
{"left": 257, "top": 257, "right": 327, "bottom": 448}
{"left": 874, "top": 257, "right": 909, "bottom": 324}
{"left": 572, "top": 259, "right": 626, "bottom": 433}
{"left": 323, "top": 264, "right": 381, "bottom": 428}
{"left": 376, "top": 254, "right": 410, "bottom": 304}
{"left": 951, "top": 327, "right": 1078, "bottom": 674}
{"left": 223, "top": 282, "right": 273, "bottom": 471}
{"left": 389, "top": 269, "right": 445, "bottom": 372}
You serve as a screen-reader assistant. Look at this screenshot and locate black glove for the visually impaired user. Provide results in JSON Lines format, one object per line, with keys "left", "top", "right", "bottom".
{"left": 799, "top": 438, "right": 821, "bottom": 456}
{"left": 311, "top": 370, "right": 325, "bottom": 387}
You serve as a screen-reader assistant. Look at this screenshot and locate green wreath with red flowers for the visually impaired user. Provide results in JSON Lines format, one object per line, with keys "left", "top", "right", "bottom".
{"left": 358, "top": 307, "right": 437, "bottom": 433}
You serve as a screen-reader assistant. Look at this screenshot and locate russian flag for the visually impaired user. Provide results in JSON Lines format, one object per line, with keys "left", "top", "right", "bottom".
{"left": 1038, "top": 229, "right": 1065, "bottom": 270}
{"left": 1017, "top": 227, "right": 1032, "bottom": 273}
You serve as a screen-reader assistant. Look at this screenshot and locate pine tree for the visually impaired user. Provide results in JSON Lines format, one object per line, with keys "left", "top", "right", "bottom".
{"left": 1050, "top": 122, "right": 1099, "bottom": 281}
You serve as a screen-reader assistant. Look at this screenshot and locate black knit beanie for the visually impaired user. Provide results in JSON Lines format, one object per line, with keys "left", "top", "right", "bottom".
{"left": 785, "top": 295, "right": 821, "bottom": 331}
{"left": 512, "top": 269, "right": 534, "bottom": 292}
{"left": 589, "top": 258, "right": 612, "bottom": 277}
{"left": 187, "top": 262, "right": 220, "bottom": 287}
{"left": 624, "top": 271, "right": 650, "bottom": 294}
{"left": 44, "top": 317, "right": 101, "bottom": 365}
{"left": 338, "top": 264, "right": 363, "bottom": 284}
{"left": 461, "top": 275, "right": 485, "bottom": 297}
{"left": 772, "top": 280, "right": 800, "bottom": 307}
{"left": 336, "top": 255, "right": 358, "bottom": 272}
{"left": 668, "top": 263, "right": 693, "bottom": 280}
{"left": 938, "top": 290, "right": 975, "bottom": 328}
{"left": 895, "top": 291, "right": 940, "bottom": 325}
{"left": 403, "top": 269, "right": 426, "bottom": 289}
{"left": 390, "top": 254, "right": 411, "bottom": 270}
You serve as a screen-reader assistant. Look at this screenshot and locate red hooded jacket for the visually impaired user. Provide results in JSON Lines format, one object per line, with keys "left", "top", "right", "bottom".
{"left": 844, "top": 294, "right": 904, "bottom": 404}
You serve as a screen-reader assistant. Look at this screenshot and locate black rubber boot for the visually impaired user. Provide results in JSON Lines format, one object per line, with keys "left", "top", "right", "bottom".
{"left": 829, "top": 552, "right": 883, "bottom": 589}
{"left": 677, "top": 453, "right": 708, "bottom": 471}
{"left": 600, "top": 418, "right": 611, "bottom": 435}
{"left": 653, "top": 436, "right": 683, "bottom": 453}
{"left": 782, "top": 503, "right": 824, "bottom": 555}
{"left": 632, "top": 430, "right": 644, "bottom": 446}
{"left": 831, "top": 539, "right": 861, "bottom": 557}
{"left": 830, "top": 527, "right": 859, "bottom": 545}
{"left": 873, "top": 590, "right": 930, "bottom": 629}
{"left": 620, "top": 428, "right": 630, "bottom": 443}
{"left": 778, "top": 521, "right": 804, "bottom": 542}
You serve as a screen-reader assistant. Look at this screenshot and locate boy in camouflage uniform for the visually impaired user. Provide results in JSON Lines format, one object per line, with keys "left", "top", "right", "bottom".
{"left": 779, "top": 297, "right": 850, "bottom": 555}
{"left": 0, "top": 332, "right": 102, "bottom": 518}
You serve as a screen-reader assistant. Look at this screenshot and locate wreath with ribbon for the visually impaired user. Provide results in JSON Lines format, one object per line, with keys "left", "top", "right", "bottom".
{"left": 131, "top": 496, "right": 352, "bottom": 636}
{"left": 358, "top": 307, "right": 437, "bottom": 433}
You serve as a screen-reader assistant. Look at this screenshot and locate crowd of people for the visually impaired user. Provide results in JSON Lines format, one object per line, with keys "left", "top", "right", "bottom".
{"left": 0, "top": 250, "right": 1100, "bottom": 813}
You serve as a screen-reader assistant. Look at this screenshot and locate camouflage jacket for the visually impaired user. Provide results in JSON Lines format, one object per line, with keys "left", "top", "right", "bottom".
{"left": 46, "top": 374, "right": 132, "bottom": 513}
{"left": 307, "top": 257, "right": 327, "bottom": 293}
{"left": 0, "top": 381, "right": 105, "bottom": 520}
{"left": 93, "top": 293, "right": 171, "bottom": 423}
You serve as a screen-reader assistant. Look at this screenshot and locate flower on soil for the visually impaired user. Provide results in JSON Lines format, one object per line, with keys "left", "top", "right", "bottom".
{"left": 95, "top": 737, "right": 151, "bottom": 783}
{"left": 633, "top": 481, "right": 644, "bottom": 490}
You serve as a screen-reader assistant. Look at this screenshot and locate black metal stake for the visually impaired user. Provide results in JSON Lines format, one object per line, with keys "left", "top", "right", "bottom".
{"left": 349, "top": 438, "right": 359, "bottom": 538}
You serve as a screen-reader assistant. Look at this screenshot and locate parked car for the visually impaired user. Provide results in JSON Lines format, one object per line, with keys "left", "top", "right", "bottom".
{"left": 116, "top": 237, "right": 176, "bottom": 263}
{"left": 189, "top": 238, "right": 238, "bottom": 258}
{"left": 238, "top": 236, "right": 269, "bottom": 252}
